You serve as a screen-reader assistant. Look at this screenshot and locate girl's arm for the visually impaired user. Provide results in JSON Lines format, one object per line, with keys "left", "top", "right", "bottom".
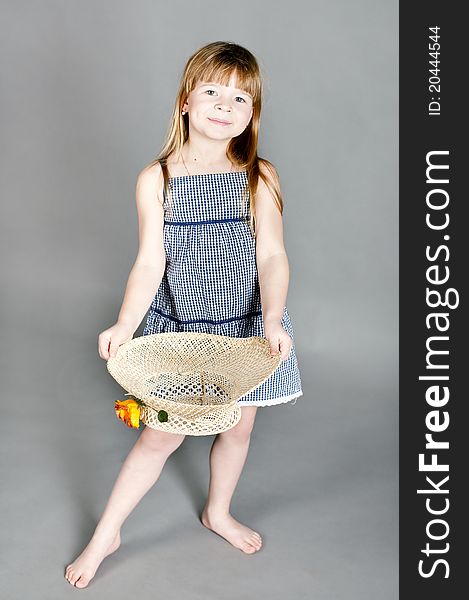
{"left": 255, "top": 164, "right": 291, "bottom": 358}
{"left": 116, "top": 164, "right": 166, "bottom": 333}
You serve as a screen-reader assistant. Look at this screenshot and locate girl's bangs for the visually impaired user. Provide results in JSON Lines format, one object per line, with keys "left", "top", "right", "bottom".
{"left": 189, "top": 63, "right": 259, "bottom": 100}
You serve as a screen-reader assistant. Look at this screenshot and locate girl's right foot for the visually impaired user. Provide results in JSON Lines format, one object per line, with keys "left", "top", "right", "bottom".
{"left": 64, "top": 530, "right": 121, "bottom": 588}
{"left": 200, "top": 509, "right": 262, "bottom": 554}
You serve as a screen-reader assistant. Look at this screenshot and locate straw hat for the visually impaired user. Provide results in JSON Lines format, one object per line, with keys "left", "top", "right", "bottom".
{"left": 106, "top": 332, "right": 281, "bottom": 436}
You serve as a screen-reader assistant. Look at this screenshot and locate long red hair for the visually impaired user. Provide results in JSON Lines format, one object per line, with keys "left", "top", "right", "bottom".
{"left": 148, "top": 41, "right": 283, "bottom": 236}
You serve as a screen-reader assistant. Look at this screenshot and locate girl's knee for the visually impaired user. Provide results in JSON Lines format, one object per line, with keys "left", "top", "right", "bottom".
{"left": 139, "top": 426, "right": 185, "bottom": 454}
{"left": 219, "top": 415, "right": 255, "bottom": 442}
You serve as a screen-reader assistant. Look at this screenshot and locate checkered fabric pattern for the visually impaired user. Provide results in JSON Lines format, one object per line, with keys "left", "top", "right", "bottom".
{"left": 142, "top": 171, "right": 303, "bottom": 406}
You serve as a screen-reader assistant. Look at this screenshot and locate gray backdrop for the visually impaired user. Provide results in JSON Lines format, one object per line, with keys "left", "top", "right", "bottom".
{"left": 0, "top": 1, "right": 398, "bottom": 598}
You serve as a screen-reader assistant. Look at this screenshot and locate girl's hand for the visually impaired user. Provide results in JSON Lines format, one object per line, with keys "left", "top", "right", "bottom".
{"left": 264, "top": 318, "right": 292, "bottom": 361}
{"left": 98, "top": 321, "right": 135, "bottom": 360}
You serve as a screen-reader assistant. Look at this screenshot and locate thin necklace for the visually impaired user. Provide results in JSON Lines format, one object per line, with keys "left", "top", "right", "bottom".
{"left": 181, "top": 152, "right": 233, "bottom": 176}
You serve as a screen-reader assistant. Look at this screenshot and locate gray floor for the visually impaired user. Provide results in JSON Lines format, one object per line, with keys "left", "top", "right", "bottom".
{"left": 0, "top": 330, "right": 397, "bottom": 600}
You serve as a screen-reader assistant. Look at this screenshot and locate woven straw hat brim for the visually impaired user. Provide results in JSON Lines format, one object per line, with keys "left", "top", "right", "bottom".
{"left": 107, "top": 332, "right": 281, "bottom": 404}
{"left": 139, "top": 401, "right": 242, "bottom": 436}
{"left": 107, "top": 332, "right": 281, "bottom": 436}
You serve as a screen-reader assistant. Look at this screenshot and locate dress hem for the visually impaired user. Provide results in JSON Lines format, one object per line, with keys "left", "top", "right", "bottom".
{"left": 237, "top": 390, "right": 303, "bottom": 407}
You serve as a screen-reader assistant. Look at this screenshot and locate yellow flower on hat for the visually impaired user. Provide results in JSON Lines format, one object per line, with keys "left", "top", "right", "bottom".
{"left": 115, "top": 399, "right": 141, "bottom": 429}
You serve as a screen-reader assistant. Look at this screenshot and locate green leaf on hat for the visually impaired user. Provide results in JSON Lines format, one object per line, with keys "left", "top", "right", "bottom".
{"left": 157, "top": 410, "right": 168, "bottom": 422}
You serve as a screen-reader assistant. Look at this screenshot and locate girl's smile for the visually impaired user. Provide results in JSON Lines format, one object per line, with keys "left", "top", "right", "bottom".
{"left": 208, "top": 117, "right": 232, "bottom": 125}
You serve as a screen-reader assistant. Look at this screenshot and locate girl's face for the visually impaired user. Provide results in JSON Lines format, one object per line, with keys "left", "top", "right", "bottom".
{"left": 182, "top": 72, "right": 253, "bottom": 142}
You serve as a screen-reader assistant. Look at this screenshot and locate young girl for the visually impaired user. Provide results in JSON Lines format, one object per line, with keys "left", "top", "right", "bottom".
{"left": 65, "top": 40, "right": 302, "bottom": 588}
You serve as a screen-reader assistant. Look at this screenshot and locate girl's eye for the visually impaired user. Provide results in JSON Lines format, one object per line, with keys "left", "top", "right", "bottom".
{"left": 204, "top": 89, "right": 248, "bottom": 103}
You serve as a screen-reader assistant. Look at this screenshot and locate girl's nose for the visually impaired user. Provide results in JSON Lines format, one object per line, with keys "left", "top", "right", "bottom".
{"left": 215, "top": 100, "right": 232, "bottom": 112}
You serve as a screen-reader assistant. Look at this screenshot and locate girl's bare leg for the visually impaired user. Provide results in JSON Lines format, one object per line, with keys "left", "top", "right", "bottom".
{"left": 201, "top": 406, "right": 263, "bottom": 554}
{"left": 65, "top": 426, "right": 185, "bottom": 588}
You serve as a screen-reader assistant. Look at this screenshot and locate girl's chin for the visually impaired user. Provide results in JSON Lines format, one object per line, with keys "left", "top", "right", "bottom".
{"left": 197, "top": 129, "right": 241, "bottom": 140}
{"left": 189, "top": 123, "right": 244, "bottom": 140}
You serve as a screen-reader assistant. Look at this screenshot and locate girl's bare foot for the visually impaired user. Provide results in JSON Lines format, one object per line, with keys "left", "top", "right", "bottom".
{"left": 200, "top": 508, "right": 262, "bottom": 554}
{"left": 64, "top": 530, "right": 121, "bottom": 588}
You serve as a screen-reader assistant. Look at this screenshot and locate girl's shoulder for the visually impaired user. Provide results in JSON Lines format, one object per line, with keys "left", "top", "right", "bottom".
{"left": 257, "top": 157, "right": 281, "bottom": 188}
{"left": 254, "top": 158, "right": 284, "bottom": 218}
{"left": 136, "top": 161, "right": 165, "bottom": 207}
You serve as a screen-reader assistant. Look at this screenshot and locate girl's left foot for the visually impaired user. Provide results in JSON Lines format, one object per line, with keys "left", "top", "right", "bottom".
{"left": 200, "top": 508, "right": 262, "bottom": 554}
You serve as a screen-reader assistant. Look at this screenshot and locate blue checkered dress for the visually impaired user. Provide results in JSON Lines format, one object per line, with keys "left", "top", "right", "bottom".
{"left": 142, "top": 170, "right": 303, "bottom": 406}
